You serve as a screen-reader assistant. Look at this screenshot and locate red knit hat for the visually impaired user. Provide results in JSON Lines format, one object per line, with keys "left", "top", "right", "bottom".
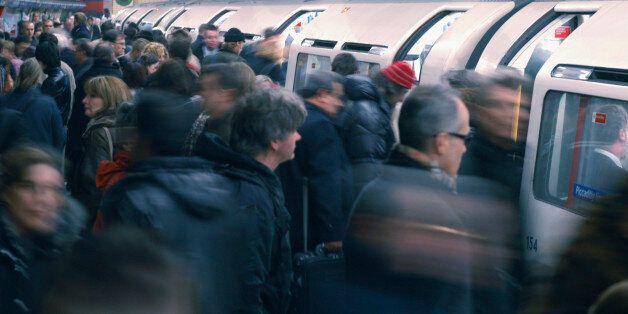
{"left": 381, "top": 62, "right": 416, "bottom": 89}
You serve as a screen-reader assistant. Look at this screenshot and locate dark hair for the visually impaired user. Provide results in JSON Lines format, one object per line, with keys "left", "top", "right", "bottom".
{"left": 124, "top": 25, "right": 138, "bottom": 41}
{"left": 38, "top": 32, "right": 59, "bottom": 45}
{"left": 22, "top": 46, "right": 36, "bottom": 59}
{"left": 299, "top": 70, "right": 345, "bottom": 99}
{"left": 44, "top": 227, "right": 201, "bottom": 314}
{"left": 123, "top": 62, "right": 148, "bottom": 89}
{"left": 35, "top": 41, "right": 61, "bottom": 70}
{"left": 151, "top": 29, "right": 168, "bottom": 47}
{"left": 0, "top": 145, "right": 63, "bottom": 192}
{"left": 371, "top": 70, "right": 408, "bottom": 100}
{"left": 201, "top": 63, "right": 255, "bottom": 98}
{"left": 135, "top": 90, "right": 200, "bottom": 156}
{"left": 14, "top": 35, "right": 31, "bottom": 45}
{"left": 332, "top": 53, "right": 358, "bottom": 76}
{"left": 34, "top": 21, "right": 43, "bottom": 31}
{"left": 73, "top": 38, "right": 93, "bottom": 57}
{"left": 168, "top": 37, "right": 191, "bottom": 61}
{"left": 100, "top": 20, "right": 115, "bottom": 33}
{"left": 103, "top": 29, "right": 122, "bottom": 43}
{"left": 206, "top": 24, "right": 218, "bottom": 32}
{"left": 230, "top": 88, "right": 306, "bottom": 158}
{"left": 169, "top": 29, "right": 191, "bottom": 43}
{"left": 592, "top": 105, "right": 628, "bottom": 145}
{"left": 138, "top": 53, "right": 159, "bottom": 66}
{"left": 146, "top": 59, "right": 195, "bottom": 97}
{"left": 398, "top": 85, "right": 462, "bottom": 151}
{"left": 93, "top": 43, "right": 115, "bottom": 64}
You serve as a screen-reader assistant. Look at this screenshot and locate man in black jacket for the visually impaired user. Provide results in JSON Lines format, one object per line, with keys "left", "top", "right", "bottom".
{"left": 192, "top": 24, "right": 220, "bottom": 64}
{"left": 35, "top": 41, "right": 72, "bottom": 125}
{"left": 277, "top": 70, "right": 352, "bottom": 254}
{"left": 193, "top": 88, "right": 306, "bottom": 313}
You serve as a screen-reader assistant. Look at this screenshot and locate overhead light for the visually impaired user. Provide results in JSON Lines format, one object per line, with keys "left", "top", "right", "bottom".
{"left": 552, "top": 65, "right": 593, "bottom": 81}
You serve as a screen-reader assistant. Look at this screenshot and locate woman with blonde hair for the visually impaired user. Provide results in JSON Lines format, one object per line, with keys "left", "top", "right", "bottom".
{"left": 68, "top": 75, "right": 130, "bottom": 224}
{"left": 142, "top": 42, "right": 169, "bottom": 63}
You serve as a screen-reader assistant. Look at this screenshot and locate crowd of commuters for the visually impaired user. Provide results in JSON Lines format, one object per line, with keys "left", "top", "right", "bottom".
{"left": 0, "top": 11, "right": 626, "bottom": 314}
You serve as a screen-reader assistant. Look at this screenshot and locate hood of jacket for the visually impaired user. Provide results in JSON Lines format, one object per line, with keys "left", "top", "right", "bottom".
{"left": 126, "top": 156, "right": 237, "bottom": 219}
{"left": 345, "top": 74, "right": 380, "bottom": 102}
{"left": 83, "top": 111, "right": 116, "bottom": 137}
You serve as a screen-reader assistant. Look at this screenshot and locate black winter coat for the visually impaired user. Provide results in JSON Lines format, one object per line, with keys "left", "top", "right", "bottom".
{"left": 195, "top": 133, "right": 293, "bottom": 314}
{"left": 71, "top": 24, "right": 92, "bottom": 40}
{"left": 203, "top": 48, "right": 246, "bottom": 65}
{"left": 276, "top": 102, "right": 353, "bottom": 253}
{"left": 340, "top": 75, "right": 396, "bottom": 164}
{"left": 68, "top": 112, "right": 118, "bottom": 220}
{"left": 3, "top": 87, "right": 65, "bottom": 151}
{"left": 41, "top": 67, "right": 72, "bottom": 125}
{"left": 0, "top": 107, "right": 28, "bottom": 154}
{"left": 240, "top": 43, "right": 285, "bottom": 86}
{"left": 0, "top": 199, "right": 85, "bottom": 314}
{"left": 101, "top": 156, "right": 252, "bottom": 314}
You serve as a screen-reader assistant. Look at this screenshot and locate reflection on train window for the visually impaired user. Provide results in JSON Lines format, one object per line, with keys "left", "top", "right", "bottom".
{"left": 509, "top": 14, "right": 592, "bottom": 77}
{"left": 293, "top": 53, "right": 331, "bottom": 91}
{"left": 281, "top": 11, "right": 323, "bottom": 47}
{"left": 534, "top": 91, "right": 628, "bottom": 211}
{"left": 399, "top": 11, "right": 464, "bottom": 80}
{"left": 356, "top": 61, "right": 380, "bottom": 77}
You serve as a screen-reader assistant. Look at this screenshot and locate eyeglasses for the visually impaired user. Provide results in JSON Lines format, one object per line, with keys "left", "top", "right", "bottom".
{"left": 15, "top": 180, "right": 65, "bottom": 197}
{"left": 448, "top": 132, "right": 473, "bottom": 146}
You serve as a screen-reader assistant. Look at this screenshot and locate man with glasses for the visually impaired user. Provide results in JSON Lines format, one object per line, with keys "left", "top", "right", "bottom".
{"left": 102, "top": 29, "right": 126, "bottom": 59}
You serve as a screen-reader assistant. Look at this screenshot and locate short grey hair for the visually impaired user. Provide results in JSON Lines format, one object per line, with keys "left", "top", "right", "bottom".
{"left": 230, "top": 88, "right": 307, "bottom": 158}
{"left": 299, "top": 70, "right": 345, "bottom": 99}
{"left": 398, "top": 84, "right": 462, "bottom": 151}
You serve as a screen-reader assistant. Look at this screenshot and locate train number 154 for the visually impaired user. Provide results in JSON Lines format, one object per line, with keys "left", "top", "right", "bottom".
{"left": 526, "top": 236, "right": 538, "bottom": 252}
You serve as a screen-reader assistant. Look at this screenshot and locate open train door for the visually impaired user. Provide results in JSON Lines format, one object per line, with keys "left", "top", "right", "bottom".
{"left": 517, "top": 0, "right": 628, "bottom": 283}
{"left": 166, "top": 4, "right": 235, "bottom": 39}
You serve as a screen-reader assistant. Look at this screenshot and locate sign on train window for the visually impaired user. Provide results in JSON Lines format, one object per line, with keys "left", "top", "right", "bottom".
{"left": 508, "top": 14, "right": 592, "bottom": 77}
{"left": 293, "top": 53, "right": 331, "bottom": 91}
{"left": 280, "top": 10, "right": 324, "bottom": 47}
{"left": 534, "top": 91, "right": 628, "bottom": 212}
{"left": 356, "top": 61, "right": 380, "bottom": 77}
{"left": 396, "top": 11, "right": 464, "bottom": 81}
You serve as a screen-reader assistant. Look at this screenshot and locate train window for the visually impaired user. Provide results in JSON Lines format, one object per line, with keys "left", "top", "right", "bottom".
{"left": 155, "top": 8, "right": 181, "bottom": 28}
{"left": 534, "top": 91, "right": 628, "bottom": 212}
{"left": 293, "top": 53, "right": 331, "bottom": 91}
{"left": 209, "top": 10, "right": 237, "bottom": 27}
{"left": 508, "top": 14, "right": 592, "bottom": 76}
{"left": 396, "top": 11, "right": 464, "bottom": 81}
{"left": 356, "top": 61, "right": 380, "bottom": 77}
{"left": 279, "top": 10, "right": 324, "bottom": 46}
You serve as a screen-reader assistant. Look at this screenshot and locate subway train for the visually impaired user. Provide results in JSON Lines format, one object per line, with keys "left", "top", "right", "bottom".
{"left": 113, "top": 0, "right": 628, "bottom": 278}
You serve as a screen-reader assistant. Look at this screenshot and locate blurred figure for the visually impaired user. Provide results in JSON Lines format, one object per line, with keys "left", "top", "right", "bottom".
{"left": 151, "top": 29, "right": 168, "bottom": 47}
{"left": 0, "top": 56, "right": 13, "bottom": 95}
{"left": 34, "top": 22, "right": 43, "bottom": 39}
{"left": 529, "top": 176, "right": 628, "bottom": 313}
{"left": 588, "top": 280, "right": 628, "bottom": 314}
{"left": 143, "top": 41, "right": 168, "bottom": 63}
{"left": 68, "top": 76, "right": 130, "bottom": 223}
{"left": 43, "top": 19, "right": 54, "bottom": 33}
{"left": 276, "top": 70, "right": 352, "bottom": 253}
{"left": 44, "top": 227, "right": 200, "bottom": 314}
{"left": 67, "top": 43, "right": 122, "bottom": 168}
{"left": 185, "top": 62, "right": 255, "bottom": 153}
{"left": 64, "top": 15, "right": 74, "bottom": 34}
{"left": 101, "top": 90, "right": 244, "bottom": 313}
{"left": 127, "top": 37, "right": 149, "bottom": 63}
{"left": 341, "top": 61, "right": 415, "bottom": 194}
{"left": 38, "top": 32, "right": 77, "bottom": 119}
{"left": 102, "top": 29, "right": 125, "bottom": 59}
{"left": 193, "top": 24, "right": 219, "bottom": 63}
{"left": 0, "top": 145, "right": 85, "bottom": 314}
{"left": 1, "top": 39, "right": 23, "bottom": 72}
{"left": 191, "top": 23, "right": 209, "bottom": 58}
{"left": 345, "top": 85, "right": 472, "bottom": 314}
{"left": 122, "top": 62, "right": 148, "bottom": 94}
{"left": 241, "top": 27, "right": 285, "bottom": 85}
{"left": 168, "top": 34, "right": 200, "bottom": 80}
{"left": 137, "top": 52, "right": 159, "bottom": 75}
{"left": 35, "top": 41, "right": 72, "bottom": 125}
{"left": 2, "top": 58, "right": 65, "bottom": 151}
{"left": 14, "top": 35, "right": 32, "bottom": 59}
{"left": 72, "top": 38, "right": 93, "bottom": 81}
{"left": 20, "top": 21, "right": 37, "bottom": 46}
{"left": 71, "top": 12, "right": 90, "bottom": 40}
{"left": 332, "top": 52, "right": 358, "bottom": 76}
{"left": 0, "top": 107, "right": 28, "bottom": 153}
{"left": 204, "top": 27, "right": 246, "bottom": 65}
{"left": 145, "top": 59, "right": 197, "bottom": 98}
{"left": 447, "top": 69, "right": 530, "bottom": 196}
{"left": 193, "top": 88, "right": 306, "bottom": 313}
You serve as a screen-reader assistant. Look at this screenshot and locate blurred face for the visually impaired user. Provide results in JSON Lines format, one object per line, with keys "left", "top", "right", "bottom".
{"left": 43, "top": 20, "right": 54, "bottom": 33}
{"left": 16, "top": 42, "right": 30, "bottom": 57}
{"left": 23, "top": 22, "right": 34, "bottom": 38}
{"left": 200, "top": 74, "right": 235, "bottom": 118}
{"left": 439, "top": 100, "right": 471, "bottom": 177}
{"left": 65, "top": 16, "right": 74, "bottom": 30}
{"left": 146, "top": 63, "right": 158, "bottom": 75}
{"left": 3, "top": 164, "right": 64, "bottom": 235}
{"left": 203, "top": 30, "right": 219, "bottom": 50}
{"left": 113, "top": 36, "right": 126, "bottom": 57}
{"left": 475, "top": 86, "right": 530, "bottom": 150}
{"left": 319, "top": 82, "right": 344, "bottom": 117}
{"left": 83, "top": 94, "right": 104, "bottom": 117}
{"left": 273, "top": 131, "right": 301, "bottom": 164}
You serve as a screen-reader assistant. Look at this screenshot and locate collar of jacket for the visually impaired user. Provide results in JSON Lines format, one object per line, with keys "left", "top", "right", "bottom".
{"left": 387, "top": 147, "right": 457, "bottom": 192}
{"left": 304, "top": 101, "right": 335, "bottom": 121}
{"left": 45, "top": 66, "right": 63, "bottom": 77}
{"left": 83, "top": 111, "right": 116, "bottom": 137}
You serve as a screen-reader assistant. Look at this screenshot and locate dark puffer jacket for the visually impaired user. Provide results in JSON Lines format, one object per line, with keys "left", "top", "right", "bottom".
{"left": 41, "top": 67, "right": 72, "bottom": 125}
{"left": 101, "top": 156, "right": 253, "bottom": 314}
{"left": 68, "top": 112, "right": 118, "bottom": 220}
{"left": 240, "top": 43, "right": 285, "bottom": 86}
{"left": 0, "top": 198, "right": 85, "bottom": 314}
{"left": 195, "top": 133, "right": 293, "bottom": 314}
{"left": 341, "top": 75, "right": 396, "bottom": 165}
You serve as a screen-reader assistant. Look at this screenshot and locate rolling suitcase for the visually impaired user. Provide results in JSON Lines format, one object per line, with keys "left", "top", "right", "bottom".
{"left": 290, "top": 178, "right": 346, "bottom": 314}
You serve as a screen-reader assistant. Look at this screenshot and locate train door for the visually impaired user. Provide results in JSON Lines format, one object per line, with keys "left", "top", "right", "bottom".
{"left": 166, "top": 5, "right": 228, "bottom": 39}
{"left": 138, "top": 7, "right": 174, "bottom": 30}
{"left": 156, "top": 7, "right": 187, "bottom": 33}
{"left": 123, "top": 7, "right": 154, "bottom": 31}
{"left": 115, "top": 8, "right": 137, "bottom": 30}
{"left": 520, "top": 1, "right": 628, "bottom": 276}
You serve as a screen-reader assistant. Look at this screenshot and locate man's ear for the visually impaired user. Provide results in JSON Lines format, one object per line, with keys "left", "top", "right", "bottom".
{"left": 433, "top": 132, "right": 449, "bottom": 156}
{"left": 620, "top": 128, "right": 628, "bottom": 142}
{"left": 270, "top": 139, "right": 280, "bottom": 152}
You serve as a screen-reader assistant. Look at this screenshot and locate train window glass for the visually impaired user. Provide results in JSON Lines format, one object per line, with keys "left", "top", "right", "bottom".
{"left": 534, "top": 91, "right": 628, "bottom": 211}
{"left": 293, "top": 53, "right": 331, "bottom": 91}
{"left": 509, "top": 14, "right": 592, "bottom": 76}
{"left": 281, "top": 11, "right": 324, "bottom": 47}
{"left": 155, "top": 8, "right": 180, "bottom": 28}
{"left": 356, "top": 61, "right": 380, "bottom": 77}
{"left": 400, "top": 11, "right": 464, "bottom": 81}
